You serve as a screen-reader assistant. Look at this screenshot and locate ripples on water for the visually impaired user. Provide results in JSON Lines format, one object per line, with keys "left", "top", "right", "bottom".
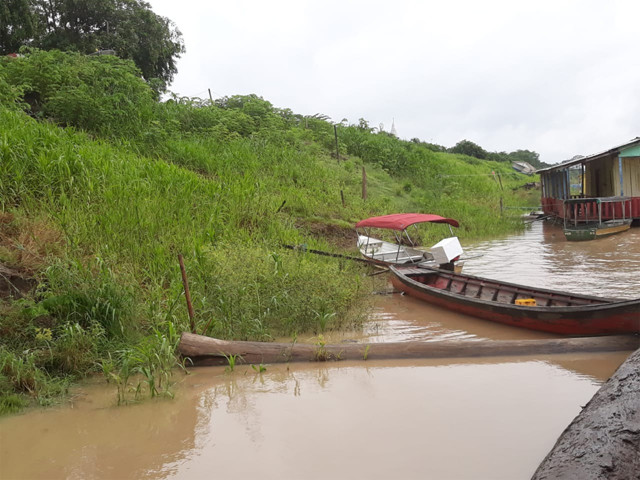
{"left": 0, "top": 358, "right": 618, "bottom": 480}
{"left": 462, "top": 221, "right": 640, "bottom": 299}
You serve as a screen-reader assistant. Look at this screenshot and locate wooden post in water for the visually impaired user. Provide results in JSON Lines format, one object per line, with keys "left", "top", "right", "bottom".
{"left": 178, "top": 254, "right": 196, "bottom": 333}
{"left": 362, "top": 166, "right": 367, "bottom": 200}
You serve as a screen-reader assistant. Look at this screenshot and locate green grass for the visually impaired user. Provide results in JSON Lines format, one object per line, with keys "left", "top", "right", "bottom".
{"left": 0, "top": 93, "right": 539, "bottom": 413}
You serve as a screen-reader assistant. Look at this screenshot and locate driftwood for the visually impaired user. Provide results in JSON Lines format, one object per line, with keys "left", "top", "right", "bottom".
{"left": 532, "top": 347, "right": 640, "bottom": 480}
{"left": 178, "top": 332, "right": 640, "bottom": 366}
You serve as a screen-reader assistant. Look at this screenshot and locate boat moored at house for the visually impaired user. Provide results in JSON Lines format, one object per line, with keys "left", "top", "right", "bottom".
{"left": 563, "top": 196, "right": 632, "bottom": 240}
{"left": 538, "top": 137, "right": 640, "bottom": 231}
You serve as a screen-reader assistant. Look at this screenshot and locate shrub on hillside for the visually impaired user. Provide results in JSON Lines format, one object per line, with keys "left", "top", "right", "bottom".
{"left": 0, "top": 49, "right": 155, "bottom": 137}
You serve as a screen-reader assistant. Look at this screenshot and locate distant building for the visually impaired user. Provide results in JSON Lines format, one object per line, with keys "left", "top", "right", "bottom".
{"left": 537, "top": 137, "right": 640, "bottom": 222}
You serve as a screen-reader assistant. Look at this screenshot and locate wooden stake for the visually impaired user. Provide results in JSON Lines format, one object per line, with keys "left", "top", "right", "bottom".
{"left": 178, "top": 254, "right": 196, "bottom": 333}
{"left": 362, "top": 166, "right": 368, "bottom": 200}
{"left": 340, "top": 190, "right": 345, "bottom": 208}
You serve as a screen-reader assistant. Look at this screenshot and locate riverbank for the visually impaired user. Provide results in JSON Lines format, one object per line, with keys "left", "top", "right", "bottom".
{"left": 0, "top": 90, "right": 536, "bottom": 413}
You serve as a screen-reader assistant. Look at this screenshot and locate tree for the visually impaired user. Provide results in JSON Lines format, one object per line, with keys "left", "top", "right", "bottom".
{"left": 0, "top": 0, "right": 38, "bottom": 54}
{"left": 0, "top": 0, "right": 184, "bottom": 90}
{"left": 449, "top": 139, "right": 488, "bottom": 159}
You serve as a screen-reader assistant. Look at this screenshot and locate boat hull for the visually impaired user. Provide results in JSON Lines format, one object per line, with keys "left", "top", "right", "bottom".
{"left": 564, "top": 220, "right": 632, "bottom": 241}
{"left": 389, "top": 267, "right": 640, "bottom": 336}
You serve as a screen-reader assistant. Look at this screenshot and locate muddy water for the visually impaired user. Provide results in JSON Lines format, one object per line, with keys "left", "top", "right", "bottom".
{"left": 0, "top": 354, "right": 630, "bottom": 480}
{"left": 1, "top": 221, "right": 638, "bottom": 480}
{"left": 462, "top": 221, "right": 640, "bottom": 299}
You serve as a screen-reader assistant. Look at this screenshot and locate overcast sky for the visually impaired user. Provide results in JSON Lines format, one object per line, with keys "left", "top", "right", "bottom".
{"left": 147, "top": 0, "right": 639, "bottom": 164}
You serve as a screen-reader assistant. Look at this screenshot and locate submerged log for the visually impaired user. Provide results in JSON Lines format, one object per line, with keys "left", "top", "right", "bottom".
{"left": 178, "top": 332, "right": 640, "bottom": 366}
{"left": 532, "top": 347, "right": 640, "bottom": 480}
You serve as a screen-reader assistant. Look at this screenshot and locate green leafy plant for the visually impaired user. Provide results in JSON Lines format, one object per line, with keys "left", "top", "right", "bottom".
{"left": 223, "top": 353, "right": 241, "bottom": 373}
{"left": 314, "top": 334, "right": 330, "bottom": 362}
{"left": 251, "top": 364, "right": 267, "bottom": 373}
{"left": 363, "top": 344, "right": 371, "bottom": 361}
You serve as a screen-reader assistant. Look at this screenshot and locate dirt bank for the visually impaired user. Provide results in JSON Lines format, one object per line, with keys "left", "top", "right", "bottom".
{"left": 0, "top": 262, "right": 36, "bottom": 299}
{"left": 532, "top": 346, "right": 640, "bottom": 480}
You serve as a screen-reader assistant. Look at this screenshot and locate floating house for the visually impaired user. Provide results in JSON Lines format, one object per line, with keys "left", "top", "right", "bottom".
{"left": 537, "top": 137, "right": 640, "bottom": 224}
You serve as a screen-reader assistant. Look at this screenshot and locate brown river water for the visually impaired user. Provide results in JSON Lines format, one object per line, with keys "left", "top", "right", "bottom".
{"left": 1, "top": 221, "right": 639, "bottom": 480}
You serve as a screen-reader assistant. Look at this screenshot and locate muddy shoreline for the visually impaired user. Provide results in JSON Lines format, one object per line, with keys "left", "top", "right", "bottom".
{"left": 532, "top": 346, "right": 640, "bottom": 479}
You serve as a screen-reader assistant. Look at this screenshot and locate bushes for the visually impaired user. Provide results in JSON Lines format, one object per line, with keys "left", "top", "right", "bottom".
{"left": 0, "top": 349, "right": 69, "bottom": 409}
{"left": 186, "top": 246, "right": 365, "bottom": 340}
{"left": 339, "top": 126, "right": 410, "bottom": 174}
{"left": 0, "top": 49, "right": 155, "bottom": 137}
{"left": 0, "top": 106, "right": 372, "bottom": 411}
{"left": 0, "top": 73, "right": 25, "bottom": 111}
{"left": 41, "top": 259, "right": 136, "bottom": 340}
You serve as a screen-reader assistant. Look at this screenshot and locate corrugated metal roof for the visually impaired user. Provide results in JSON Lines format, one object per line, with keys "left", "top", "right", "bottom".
{"left": 537, "top": 137, "right": 640, "bottom": 173}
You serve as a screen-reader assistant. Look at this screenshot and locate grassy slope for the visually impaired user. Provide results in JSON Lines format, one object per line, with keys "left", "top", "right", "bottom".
{"left": 0, "top": 105, "right": 539, "bottom": 411}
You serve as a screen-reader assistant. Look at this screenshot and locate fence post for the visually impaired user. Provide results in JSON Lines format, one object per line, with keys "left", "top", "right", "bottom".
{"left": 362, "top": 167, "right": 367, "bottom": 200}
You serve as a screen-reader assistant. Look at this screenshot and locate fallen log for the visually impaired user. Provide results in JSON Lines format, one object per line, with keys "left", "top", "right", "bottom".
{"left": 178, "top": 332, "right": 640, "bottom": 366}
{"left": 532, "top": 347, "right": 640, "bottom": 480}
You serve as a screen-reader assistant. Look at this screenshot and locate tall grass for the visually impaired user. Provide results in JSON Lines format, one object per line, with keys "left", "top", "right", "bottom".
{"left": 0, "top": 107, "right": 373, "bottom": 410}
{"left": 0, "top": 53, "right": 540, "bottom": 412}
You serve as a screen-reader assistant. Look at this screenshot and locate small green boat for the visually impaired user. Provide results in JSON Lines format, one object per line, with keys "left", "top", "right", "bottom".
{"left": 563, "top": 197, "right": 632, "bottom": 241}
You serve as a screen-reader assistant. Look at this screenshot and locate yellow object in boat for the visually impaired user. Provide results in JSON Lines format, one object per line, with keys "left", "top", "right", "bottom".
{"left": 515, "top": 298, "right": 537, "bottom": 306}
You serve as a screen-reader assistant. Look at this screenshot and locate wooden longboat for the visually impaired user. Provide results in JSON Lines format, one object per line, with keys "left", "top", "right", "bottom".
{"left": 389, "top": 266, "right": 640, "bottom": 336}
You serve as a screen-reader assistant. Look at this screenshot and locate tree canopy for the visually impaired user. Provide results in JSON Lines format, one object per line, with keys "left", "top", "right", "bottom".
{"left": 450, "top": 139, "right": 488, "bottom": 159}
{"left": 0, "top": 0, "right": 184, "bottom": 90}
{"left": 448, "top": 139, "right": 548, "bottom": 168}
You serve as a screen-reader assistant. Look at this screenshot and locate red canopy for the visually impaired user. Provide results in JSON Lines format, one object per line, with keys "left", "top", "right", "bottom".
{"left": 355, "top": 213, "right": 459, "bottom": 231}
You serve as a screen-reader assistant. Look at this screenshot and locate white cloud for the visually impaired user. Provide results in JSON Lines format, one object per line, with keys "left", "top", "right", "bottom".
{"left": 148, "top": 0, "right": 640, "bottom": 164}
